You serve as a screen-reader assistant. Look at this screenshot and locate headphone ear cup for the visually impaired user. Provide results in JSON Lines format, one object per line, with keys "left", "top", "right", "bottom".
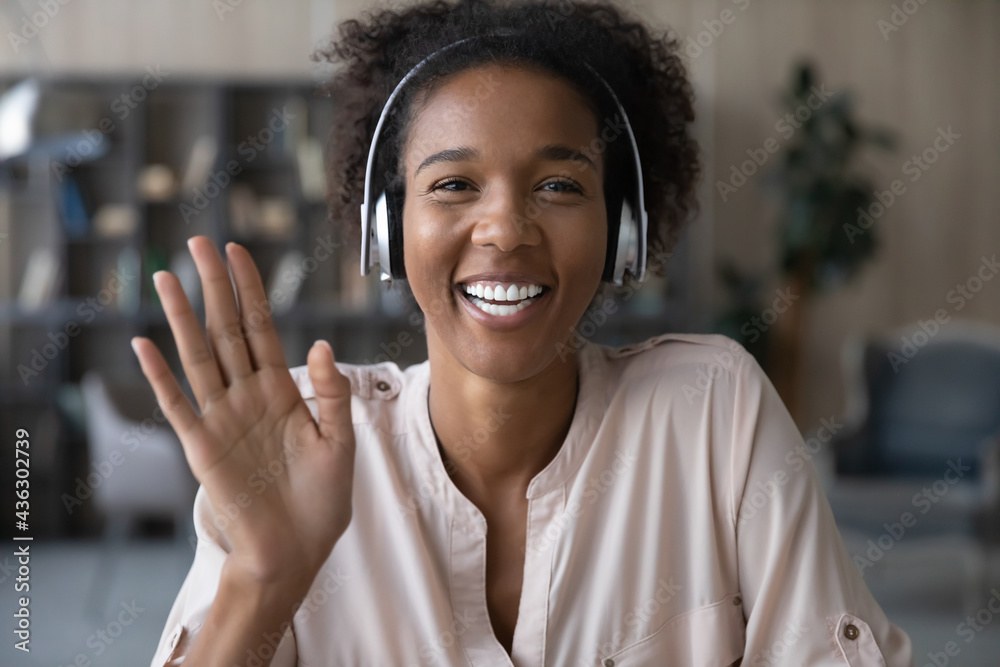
{"left": 384, "top": 186, "right": 407, "bottom": 280}
{"left": 602, "top": 188, "right": 624, "bottom": 283}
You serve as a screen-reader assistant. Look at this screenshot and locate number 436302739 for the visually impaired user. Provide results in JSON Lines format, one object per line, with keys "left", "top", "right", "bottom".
{"left": 15, "top": 428, "right": 30, "bottom": 528}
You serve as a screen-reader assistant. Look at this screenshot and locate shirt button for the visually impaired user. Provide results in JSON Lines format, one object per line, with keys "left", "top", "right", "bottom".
{"left": 733, "top": 595, "right": 742, "bottom": 606}
{"left": 376, "top": 380, "right": 390, "bottom": 392}
{"left": 603, "top": 659, "right": 615, "bottom": 667}
{"left": 844, "top": 623, "right": 859, "bottom": 640}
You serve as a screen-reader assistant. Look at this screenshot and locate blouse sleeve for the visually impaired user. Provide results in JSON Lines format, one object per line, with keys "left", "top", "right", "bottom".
{"left": 148, "top": 485, "right": 298, "bottom": 667}
{"left": 729, "top": 348, "right": 914, "bottom": 666}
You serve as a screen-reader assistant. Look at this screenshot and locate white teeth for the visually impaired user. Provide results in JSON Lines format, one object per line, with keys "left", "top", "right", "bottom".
{"left": 469, "top": 296, "right": 537, "bottom": 317}
{"left": 461, "top": 281, "right": 545, "bottom": 303}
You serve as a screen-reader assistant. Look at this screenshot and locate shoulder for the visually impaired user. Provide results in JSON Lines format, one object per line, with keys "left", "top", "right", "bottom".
{"left": 597, "top": 332, "right": 754, "bottom": 387}
{"left": 286, "top": 357, "right": 424, "bottom": 436}
{"left": 587, "top": 332, "right": 770, "bottom": 414}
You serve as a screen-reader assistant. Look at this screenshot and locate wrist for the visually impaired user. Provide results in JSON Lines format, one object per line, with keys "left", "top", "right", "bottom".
{"left": 183, "top": 556, "right": 317, "bottom": 664}
{"left": 221, "top": 555, "right": 320, "bottom": 612}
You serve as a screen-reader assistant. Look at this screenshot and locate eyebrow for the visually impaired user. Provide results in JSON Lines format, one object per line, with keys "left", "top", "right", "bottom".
{"left": 414, "top": 144, "right": 596, "bottom": 176}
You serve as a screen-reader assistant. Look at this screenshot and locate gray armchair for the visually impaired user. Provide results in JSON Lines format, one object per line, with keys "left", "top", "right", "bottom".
{"left": 81, "top": 368, "right": 197, "bottom": 537}
{"left": 824, "top": 319, "right": 1000, "bottom": 612}
{"left": 80, "top": 367, "right": 197, "bottom": 618}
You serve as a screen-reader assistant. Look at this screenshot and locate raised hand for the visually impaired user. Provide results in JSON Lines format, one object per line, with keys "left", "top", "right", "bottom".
{"left": 130, "top": 236, "right": 355, "bottom": 587}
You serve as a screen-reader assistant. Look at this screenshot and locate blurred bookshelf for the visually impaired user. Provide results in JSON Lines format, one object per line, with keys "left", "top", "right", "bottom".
{"left": 0, "top": 74, "right": 694, "bottom": 538}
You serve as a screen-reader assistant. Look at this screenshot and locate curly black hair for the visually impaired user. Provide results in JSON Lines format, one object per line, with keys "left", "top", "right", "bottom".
{"left": 311, "top": 0, "right": 700, "bottom": 294}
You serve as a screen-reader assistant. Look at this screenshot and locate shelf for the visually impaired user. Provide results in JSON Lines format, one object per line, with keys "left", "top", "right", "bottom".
{"left": 0, "top": 298, "right": 409, "bottom": 327}
{"left": 0, "top": 297, "right": 689, "bottom": 333}
{"left": 0, "top": 73, "right": 697, "bottom": 540}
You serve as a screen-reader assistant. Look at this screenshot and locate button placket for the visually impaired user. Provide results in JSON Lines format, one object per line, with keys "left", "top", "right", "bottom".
{"left": 509, "top": 487, "right": 563, "bottom": 665}
{"left": 448, "top": 518, "right": 513, "bottom": 666}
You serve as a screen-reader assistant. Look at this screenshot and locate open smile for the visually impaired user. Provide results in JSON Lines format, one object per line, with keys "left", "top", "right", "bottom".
{"left": 454, "top": 280, "right": 551, "bottom": 328}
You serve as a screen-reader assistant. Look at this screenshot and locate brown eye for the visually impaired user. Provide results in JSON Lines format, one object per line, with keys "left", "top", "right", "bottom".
{"left": 433, "top": 178, "right": 471, "bottom": 192}
{"left": 541, "top": 179, "right": 582, "bottom": 194}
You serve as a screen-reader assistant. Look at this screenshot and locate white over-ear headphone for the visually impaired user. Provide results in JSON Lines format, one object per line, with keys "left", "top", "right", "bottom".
{"left": 359, "top": 34, "right": 648, "bottom": 286}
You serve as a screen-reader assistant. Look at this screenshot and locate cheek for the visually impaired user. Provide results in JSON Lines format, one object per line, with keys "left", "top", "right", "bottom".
{"left": 402, "top": 215, "right": 460, "bottom": 304}
{"left": 560, "top": 222, "right": 608, "bottom": 282}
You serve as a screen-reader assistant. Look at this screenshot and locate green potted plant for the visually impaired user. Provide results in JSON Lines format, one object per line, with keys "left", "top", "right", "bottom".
{"left": 715, "top": 61, "right": 897, "bottom": 423}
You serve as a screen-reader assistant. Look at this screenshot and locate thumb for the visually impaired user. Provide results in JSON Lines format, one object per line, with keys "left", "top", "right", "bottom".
{"left": 307, "top": 339, "right": 354, "bottom": 447}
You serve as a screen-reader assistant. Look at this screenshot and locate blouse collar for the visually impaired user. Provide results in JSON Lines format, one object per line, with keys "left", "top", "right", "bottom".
{"left": 402, "top": 340, "right": 609, "bottom": 530}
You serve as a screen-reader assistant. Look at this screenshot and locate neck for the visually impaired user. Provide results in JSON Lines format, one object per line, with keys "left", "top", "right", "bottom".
{"left": 426, "top": 332, "right": 581, "bottom": 500}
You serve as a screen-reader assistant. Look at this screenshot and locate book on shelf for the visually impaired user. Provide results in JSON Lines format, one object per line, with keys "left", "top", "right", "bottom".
{"left": 17, "top": 247, "right": 60, "bottom": 309}
{"left": 57, "top": 174, "right": 90, "bottom": 239}
{"left": 93, "top": 204, "right": 138, "bottom": 238}
{"left": 267, "top": 250, "right": 306, "bottom": 315}
{"left": 229, "top": 185, "right": 295, "bottom": 239}
{"left": 169, "top": 248, "right": 202, "bottom": 311}
{"left": 228, "top": 183, "right": 258, "bottom": 237}
{"left": 137, "top": 164, "right": 177, "bottom": 202}
{"left": 296, "top": 137, "right": 327, "bottom": 201}
{"left": 180, "top": 135, "right": 219, "bottom": 195}
{"left": 144, "top": 246, "right": 169, "bottom": 307}
{"left": 339, "top": 254, "right": 372, "bottom": 311}
{"left": 0, "top": 186, "right": 10, "bottom": 300}
{"left": 283, "top": 95, "right": 308, "bottom": 157}
{"left": 257, "top": 197, "right": 295, "bottom": 238}
{"left": 114, "top": 246, "right": 141, "bottom": 314}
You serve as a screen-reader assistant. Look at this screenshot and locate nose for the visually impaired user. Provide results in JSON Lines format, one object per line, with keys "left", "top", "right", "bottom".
{"left": 469, "top": 184, "right": 544, "bottom": 252}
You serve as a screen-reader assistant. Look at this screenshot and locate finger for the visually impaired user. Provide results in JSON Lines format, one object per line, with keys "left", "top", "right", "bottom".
{"left": 307, "top": 339, "right": 354, "bottom": 451}
{"left": 131, "top": 336, "right": 200, "bottom": 438}
{"left": 153, "top": 270, "right": 227, "bottom": 410}
{"left": 187, "top": 236, "right": 254, "bottom": 383}
{"left": 225, "top": 242, "right": 289, "bottom": 370}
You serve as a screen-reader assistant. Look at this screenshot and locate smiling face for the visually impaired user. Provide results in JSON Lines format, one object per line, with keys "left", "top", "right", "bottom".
{"left": 400, "top": 63, "right": 609, "bottom": 383}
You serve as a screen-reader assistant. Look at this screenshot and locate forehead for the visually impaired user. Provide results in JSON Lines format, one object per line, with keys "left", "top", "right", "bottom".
{"left": 401, "top": 65, "right": 600, "bottom": 174}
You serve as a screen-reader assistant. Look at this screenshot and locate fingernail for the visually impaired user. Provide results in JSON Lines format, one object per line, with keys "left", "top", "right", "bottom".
{"left": 131, "top": 337, "right": 141, "bottom": 356}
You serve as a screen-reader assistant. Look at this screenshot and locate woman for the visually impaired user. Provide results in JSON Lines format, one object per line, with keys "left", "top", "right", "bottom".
{"left": 140, "top": 0, "right": 913, "bottom": 664}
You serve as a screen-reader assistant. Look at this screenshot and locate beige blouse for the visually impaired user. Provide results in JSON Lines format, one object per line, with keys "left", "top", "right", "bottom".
{"left": 150, "top": 332, "right": 913, "bottom": 666}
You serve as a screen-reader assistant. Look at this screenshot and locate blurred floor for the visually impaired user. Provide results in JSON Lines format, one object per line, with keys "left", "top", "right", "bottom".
{"left": 0, "top": 540, "right": 998, "bottom": 666}
{"left": 0, "top": 540, "right": 194, "bottom": 667}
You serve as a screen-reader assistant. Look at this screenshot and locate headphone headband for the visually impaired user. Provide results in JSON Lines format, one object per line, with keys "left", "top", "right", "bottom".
{"left": 359, "top": 33, "right": 648, "bottom": 285}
